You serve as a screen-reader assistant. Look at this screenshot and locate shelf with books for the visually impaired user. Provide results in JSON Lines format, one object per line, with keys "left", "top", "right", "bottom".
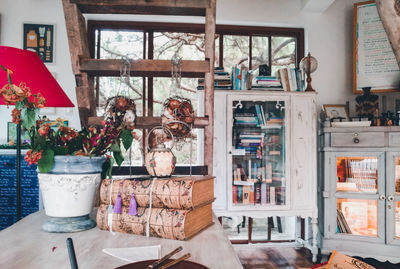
{"left": 230, "top": 99, "right": 286, "bottom": 208}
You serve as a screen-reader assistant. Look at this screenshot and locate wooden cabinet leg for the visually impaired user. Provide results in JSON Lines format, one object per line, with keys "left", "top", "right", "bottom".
{"left": 311, "top": 217, "right": 318, "bottom": 263}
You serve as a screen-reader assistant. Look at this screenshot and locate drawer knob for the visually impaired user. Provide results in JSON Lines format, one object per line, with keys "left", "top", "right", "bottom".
{"left": 353, "top": 137, "right": 360, "bottom": 144}
{"left": 387, "top": 195, "right": 394, "bottom": 202}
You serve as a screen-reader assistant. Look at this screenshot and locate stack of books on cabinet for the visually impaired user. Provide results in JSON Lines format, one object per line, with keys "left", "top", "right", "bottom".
{"left": 251, "top": 76, "right": 282, "bottom": 89}
{"left": 96, "top": 176, "right": 214, "bottom": 240}
{"left": 278, "top": 67, "right": 305, "bottom": 91}
{"left": 197, "top": 67, "right": 232, "bottom": 90}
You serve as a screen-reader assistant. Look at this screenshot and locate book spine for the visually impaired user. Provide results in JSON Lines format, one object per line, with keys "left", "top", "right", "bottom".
{"left": 232, "top": 185, "right": 238, "bottom": 204}
{"left": 237, "top": 186, "right": 243, "bottom": 203}
{"left": 260, "top": 183, "right": 267, "bottom": 205}
{"left": 255, "top": 183, "right": 261, "bottom": 204}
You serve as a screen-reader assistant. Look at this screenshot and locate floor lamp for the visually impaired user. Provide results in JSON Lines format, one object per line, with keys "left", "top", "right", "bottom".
{"left": 0, "top": 46, "right": 74, "bottom": 221}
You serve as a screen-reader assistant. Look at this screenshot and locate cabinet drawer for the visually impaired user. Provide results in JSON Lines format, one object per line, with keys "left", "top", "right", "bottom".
{"left": 389, "top": 132, "right": 400, "bottom": 146}
{"left": 331, "top": 132, "right": 384, "bottom": 147}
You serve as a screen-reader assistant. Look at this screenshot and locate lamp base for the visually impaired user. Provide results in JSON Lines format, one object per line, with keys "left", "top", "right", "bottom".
{"left": 42, "top": 215, "right": 96, "bottom": 233}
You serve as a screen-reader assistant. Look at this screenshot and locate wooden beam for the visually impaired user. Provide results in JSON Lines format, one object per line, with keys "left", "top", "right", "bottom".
{"left": 70, "top": 0, "right": 210, "bottom": 9}
{"left": 88, "top": 116, "right": 209, "bottom": 129}
{"left": 203, "top": 0, "right": 216, "bottom": 176}
{"left": 75, "top": 5, "right": 206, "bottom": 16}
{"left": 80, "top": 59, "right": 210, "bottom": 77}
{"left": 62, "top": 0, "right": 97, "bottom": 125}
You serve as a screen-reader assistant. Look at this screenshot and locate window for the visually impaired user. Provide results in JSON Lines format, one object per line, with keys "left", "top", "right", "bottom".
{"left": 88, "top": 22, "right": 304, "bottom": 166}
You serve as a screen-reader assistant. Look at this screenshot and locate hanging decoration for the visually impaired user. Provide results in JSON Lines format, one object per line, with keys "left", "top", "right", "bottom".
{"left": 161, "top": 53, "right": 194, "bottom": 141}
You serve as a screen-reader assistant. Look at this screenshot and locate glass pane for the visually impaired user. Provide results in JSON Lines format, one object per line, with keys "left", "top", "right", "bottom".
{"left": 223, "top": 35, "right": 249, "bottom": 70}
{"left": 270, "top": 216, "right": 296, "bottom": 241}
{"left": 153, "top": 32, "right": 205, "bottom": 60}
{"left": 232, "top": 100, "right": 286, "bottom": 206}
{"left": 336, "top": 157, "right": 378, "bottom": 193}
{"left": 396, "top": 201, "right": 400, "bottom": 239}
{"left": 99, "top": 30, "right": 144, "bottom": 59}
{"left": 251, "top": 36, "right": 269, "bottom": 71}
{"left": 271, "top": 36, "right": 296, "bottom": 76}
{"left": 221, "top": 216, "right": 248, "bottom": 241}
{"left": 337, "top": 198, "right": 377, "bottom": 237}
{"left": 395, "top": 157, "right": 400, "bottom": 194}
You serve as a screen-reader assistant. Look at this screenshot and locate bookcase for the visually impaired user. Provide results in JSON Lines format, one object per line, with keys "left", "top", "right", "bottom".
{"left": 319, "top": 126, "right": 400, "bottom": 263}
{"left": 212, "top": 90, "right": 318, "bottom": 261}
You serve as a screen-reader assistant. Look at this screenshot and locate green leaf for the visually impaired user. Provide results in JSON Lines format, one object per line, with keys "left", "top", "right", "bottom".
{"left": 37, "top": 149, "right": 55, "bottom": 173}
{"left": 110, "top": 142, "right": 121, "bottom": 152}
{"left": 53, "top": 146, "right": 68, "bottom": 155}
{"left": 21, "top": 108, "right": 37, "bottom": 130}
{"left": 121, "top": 129, "right": 133, "bottom": 150}
{"left": 15, "top": 102, "right": 24, "bottom": 110}
{"left": 113, "top": 150, "right": 124, "bottom": 166}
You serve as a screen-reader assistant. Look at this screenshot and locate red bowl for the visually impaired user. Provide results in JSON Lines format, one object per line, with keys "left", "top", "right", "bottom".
{"left": 115, "top": 259, "right": 209, "bottom": 269}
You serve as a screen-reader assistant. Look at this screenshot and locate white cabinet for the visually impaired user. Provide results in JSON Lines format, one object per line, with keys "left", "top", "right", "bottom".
{"left": 320, "top": 127, "right": 400, "bottom": 263}
{"left": 212, "top": 91, "right": 318, "bottom": 261}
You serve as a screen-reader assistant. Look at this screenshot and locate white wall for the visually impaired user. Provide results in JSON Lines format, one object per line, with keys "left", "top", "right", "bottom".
{"left": 0, "top": 0, "right": 80, "bottom": 144}
{"left": 0, "top": 0, "right": 388, "bottom": 144}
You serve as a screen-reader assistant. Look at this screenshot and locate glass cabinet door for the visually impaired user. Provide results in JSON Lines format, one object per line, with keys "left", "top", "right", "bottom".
{"left": 228, "top": 96, "right": 288, "bottom": 210}
{"left": 386, "top": 152, "right": 400, "bottom": 245}
{"left": 332, "top": 153, "right": 385, "bottom": 243}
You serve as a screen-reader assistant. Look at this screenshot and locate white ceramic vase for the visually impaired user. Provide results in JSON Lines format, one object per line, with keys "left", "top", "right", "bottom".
{"left": 38, "top": 156, "right": 105, "bottom": 233}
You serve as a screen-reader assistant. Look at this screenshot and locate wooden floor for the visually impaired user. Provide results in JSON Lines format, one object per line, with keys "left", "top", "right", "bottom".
{"left": 234, "top": 246, "right": 400, "bottom": 269}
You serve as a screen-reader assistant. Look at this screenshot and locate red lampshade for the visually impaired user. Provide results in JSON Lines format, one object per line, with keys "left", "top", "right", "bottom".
{"left": 0, "top": 46, "right": 74, "bottom": 107}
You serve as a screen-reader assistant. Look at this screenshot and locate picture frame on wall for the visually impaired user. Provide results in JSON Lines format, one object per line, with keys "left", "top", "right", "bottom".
{"left": 23, "top": 23, "right": 55, "bottom": 63}
{"left": 323, "top": 104, "right": 350, "bottom": 121}
{"left": 353, "top": 1, "right": 400, "bottom": 93}
{"left": 7, "top": 122, "right": 30, "bottom": 145}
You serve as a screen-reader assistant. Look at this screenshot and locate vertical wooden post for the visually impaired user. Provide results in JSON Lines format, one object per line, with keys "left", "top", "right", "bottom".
{"left": 204, "top": 0, "right": 216, "bottom": 176}
{"left": 62, "top": 0, "right": 96, "bottom": 126}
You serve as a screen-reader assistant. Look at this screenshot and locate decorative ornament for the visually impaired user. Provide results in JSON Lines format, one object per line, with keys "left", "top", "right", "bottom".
{"left": 300, "top": 52, "right": 318, "bottom": 92}
{"left": 144, "top": 126, "right": 176, "bottom": 177}
{"left": 161, "top": 53, "right": 194, "bottom": 141}
{"left": 355, "top": 87, "right": 378, "bottom": 120}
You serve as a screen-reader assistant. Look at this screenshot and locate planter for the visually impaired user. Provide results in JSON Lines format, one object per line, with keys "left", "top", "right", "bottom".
{"left": 38, "top": 156, "right": 105, "bottom": 233}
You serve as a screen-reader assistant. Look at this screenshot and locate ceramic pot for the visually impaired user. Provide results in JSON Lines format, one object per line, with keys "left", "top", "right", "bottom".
{"left": 38, "top": 156, "right": 106, "bottom": 233}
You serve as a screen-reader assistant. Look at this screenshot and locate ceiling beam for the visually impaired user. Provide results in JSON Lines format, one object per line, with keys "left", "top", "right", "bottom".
{"left": 302, "top": 0, "right": 336, "bottom": 13}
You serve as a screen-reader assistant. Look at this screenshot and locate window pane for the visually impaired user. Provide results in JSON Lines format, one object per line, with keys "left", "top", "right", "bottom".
{"left": 99, "top": 30, "right": 144, "bottom": 59}
{"left": 223, "top": 35, "right": 249, "bottom": 69}
{"left": 251, "top": 36, "right": 269, "bottom": 71}
{"left": 336, "top": 157, "right": 378, "bottom": 193}
{"left": 154, "top": 32, "right": 205, "bottom": 60}
{"left": 271, "top": 36, "right": 296, "bottom": 76}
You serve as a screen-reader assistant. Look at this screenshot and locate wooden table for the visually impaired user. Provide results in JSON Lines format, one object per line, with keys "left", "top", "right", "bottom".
{"left": 0, "top": 211, "right": 243, "bottom": 269}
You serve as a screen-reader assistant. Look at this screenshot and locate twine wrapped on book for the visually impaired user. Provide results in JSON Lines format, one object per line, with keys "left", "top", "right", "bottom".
{"left": 146, "top": 179, "right": 156, "bottom": 237}
{"left": 128, "top": 180, "right": 138, "bottom": 216}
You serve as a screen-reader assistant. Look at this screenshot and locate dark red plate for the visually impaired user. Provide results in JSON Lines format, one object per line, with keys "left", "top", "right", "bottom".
{"left": 116, "top": 259, "right": 210, "bottom": 269}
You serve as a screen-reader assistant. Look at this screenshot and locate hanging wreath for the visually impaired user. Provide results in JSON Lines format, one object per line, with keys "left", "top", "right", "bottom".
{"left": 162, "top": 95, "right": 194, "bottom": 137}
{"left": 104, "top": 96, "right": 136, "bottom": 130}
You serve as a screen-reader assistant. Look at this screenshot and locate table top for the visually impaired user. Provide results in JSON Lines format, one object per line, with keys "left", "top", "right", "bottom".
{"left": 0, "top": 211, "right": 243, "bottom": 269}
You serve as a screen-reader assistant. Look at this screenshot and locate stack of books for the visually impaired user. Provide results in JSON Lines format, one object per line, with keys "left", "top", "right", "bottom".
{"left": 252, "top": 76, "right": 282, "bottom": 89}
{"left": 197, "top": 67, "right": 232, "bottom": 90}
{"left": 278, "top": 67, "right": 305, "bottom": 91}
{"left": 96, "top": 176, "right": 214, "bottom": 240}
{"left": 236, "top": 132, "right": 264, "bottom": 157}
{"left": 234, "top": 112, "right": 259, "bottom": 127}
{"left": 232, "top": 183, "right": 286, "bottom": 206}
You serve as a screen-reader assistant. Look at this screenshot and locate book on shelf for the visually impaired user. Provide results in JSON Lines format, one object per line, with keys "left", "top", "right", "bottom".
{"left": 278, "top": 67, "right": 305, "bottom": 91}
{"left": 255, "top": 183, "right": 261, "bottom": 204}
{"left": 261, "top": 183, "right": 267, "bottom": 205}
{"left": 232, "top": 185, "right": 238, "bottom": 204}
{"left": 275, "top": 186, "right": 285, "bottom": 205}
{"left": 96, "top": 202, "right": 213, "bottom": 240}
{"left": 99, "top": 176, "right": 214, "bottom": 210}
{"left": 243, "top": 186, "right": 250, "bottom": 204}
{"left": 270, "top": 186, "right": 276, "bottom": 205}
{"left": 337, "top": 209, "right": 352, "bottom": 234}
{"left": 249, "top": 185, "right": 255, "bottom": 204}
{"left": 237, "top": 186, "right": 243, "bottom": 203}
